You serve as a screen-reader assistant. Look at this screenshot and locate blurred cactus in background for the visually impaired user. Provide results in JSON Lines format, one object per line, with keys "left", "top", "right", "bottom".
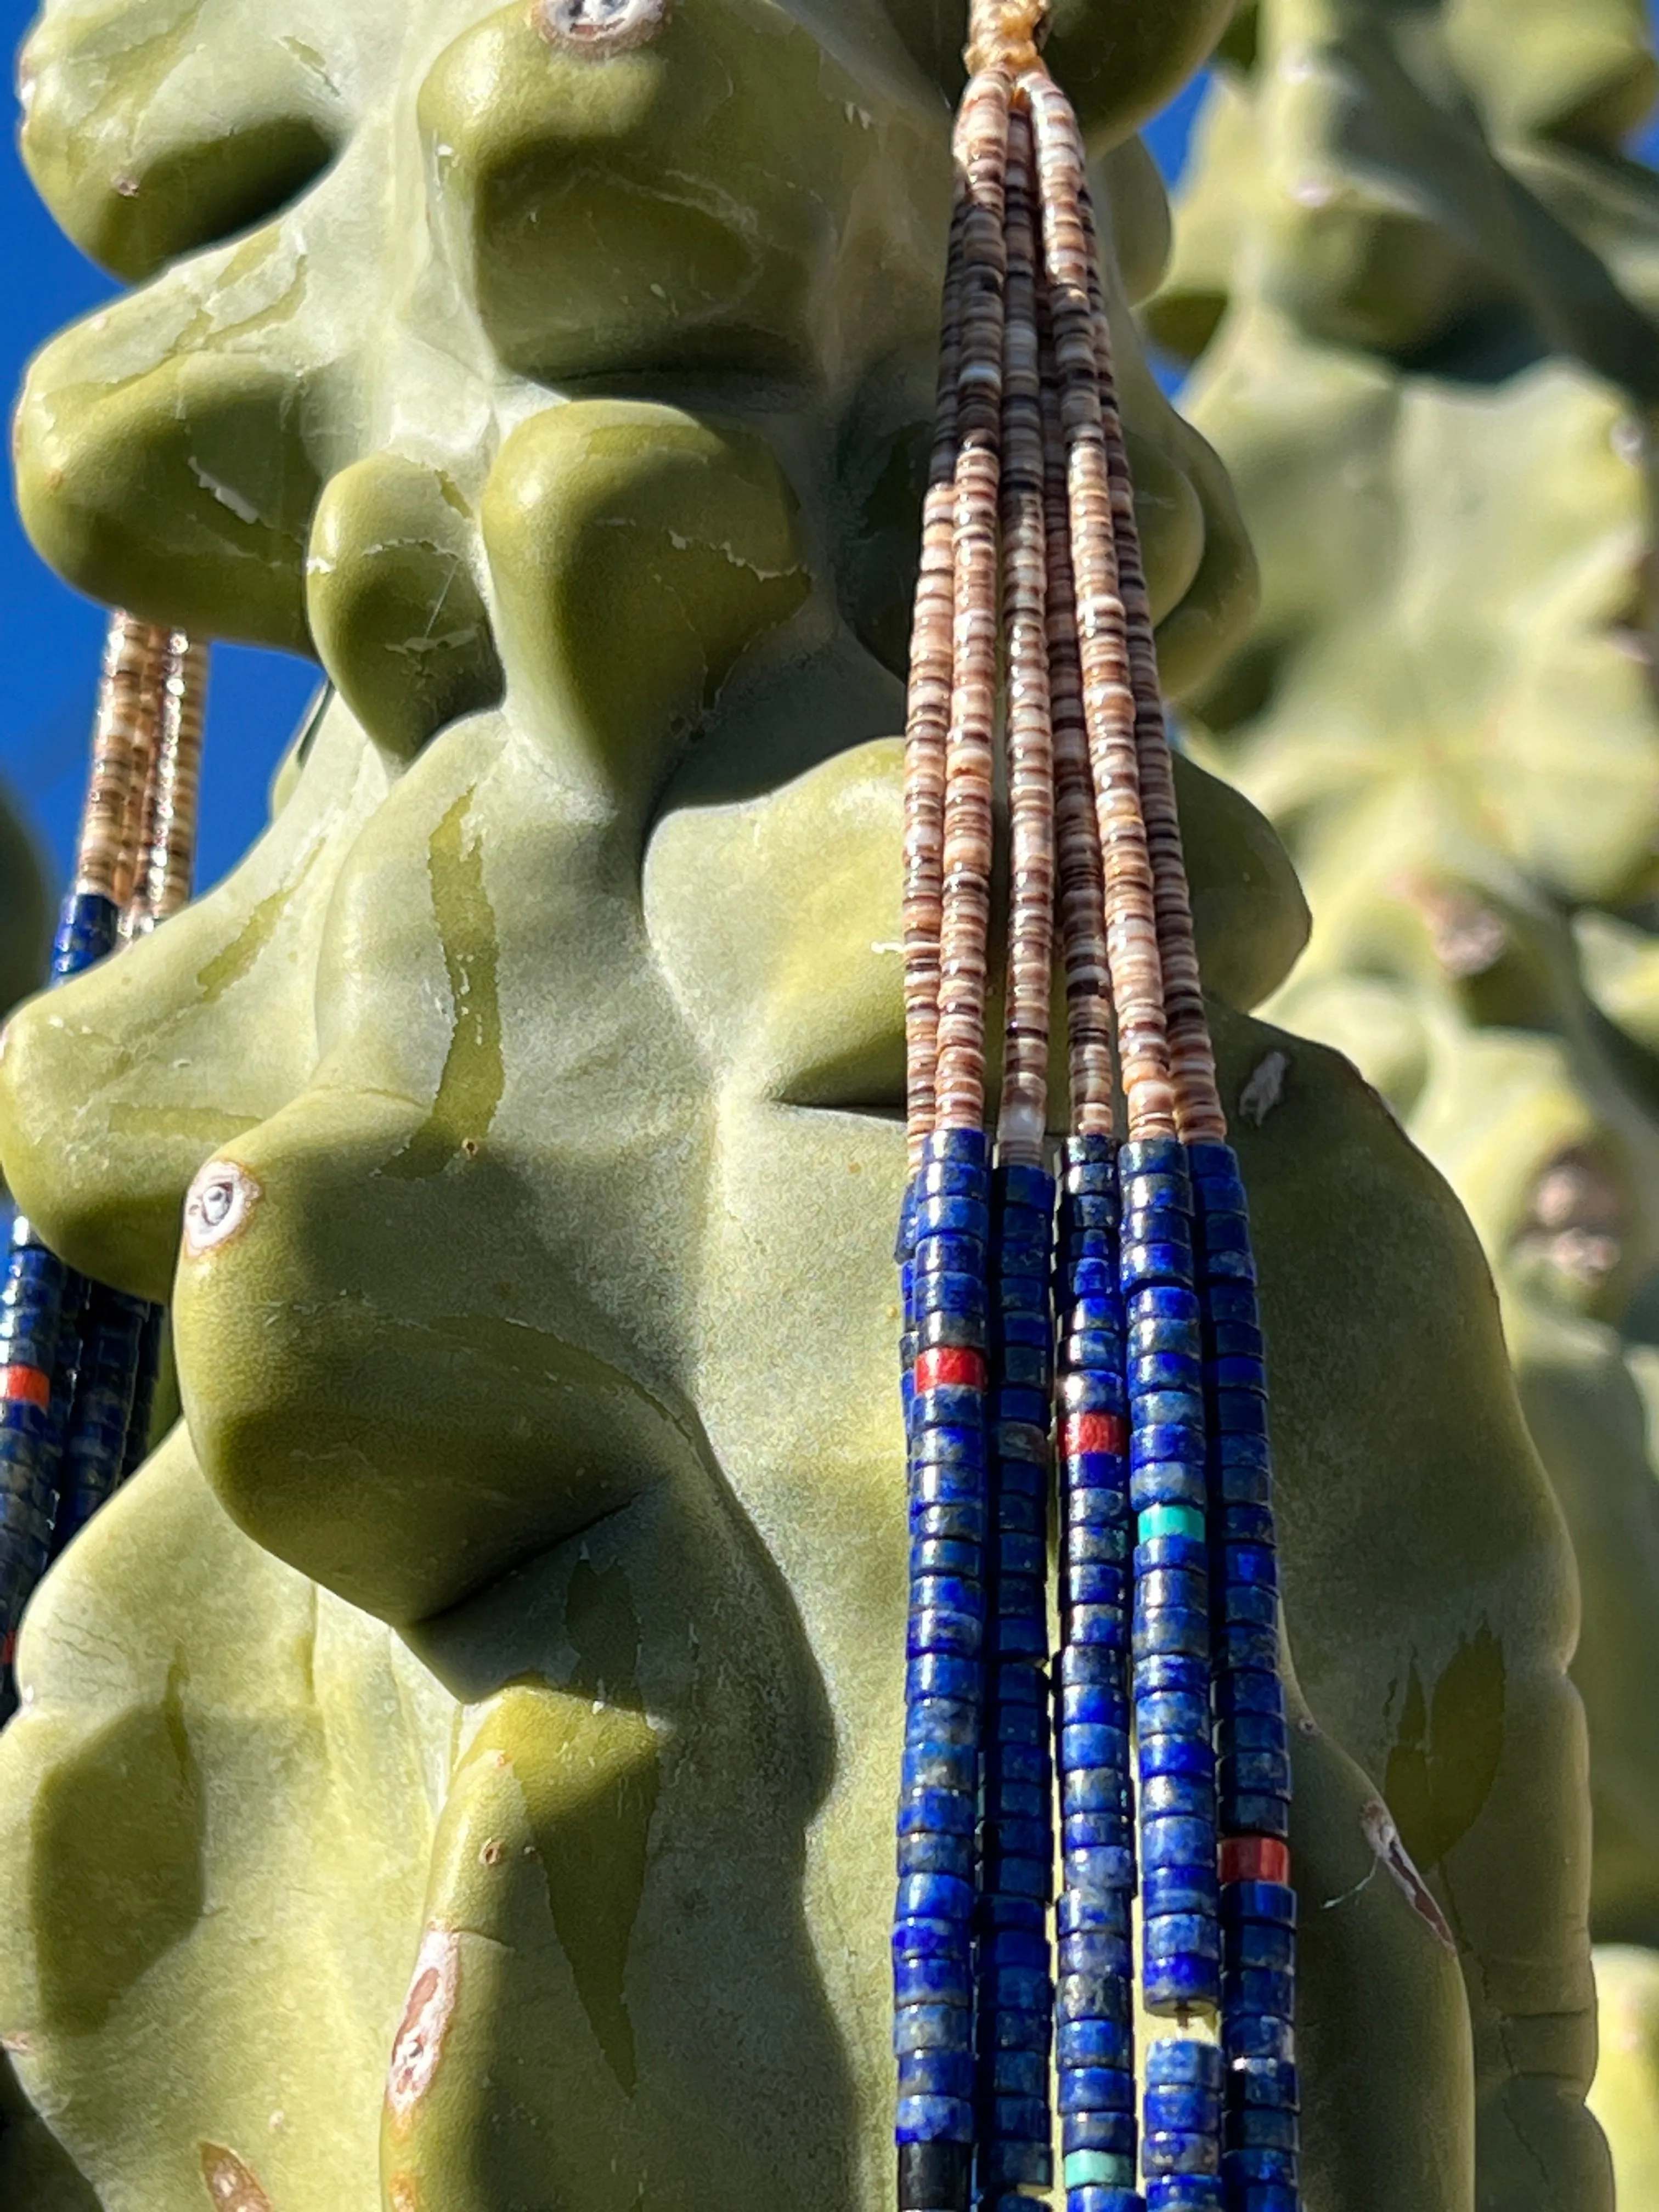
{"left": 1148, "top": 0, "right": 1659, "bottom": 2196}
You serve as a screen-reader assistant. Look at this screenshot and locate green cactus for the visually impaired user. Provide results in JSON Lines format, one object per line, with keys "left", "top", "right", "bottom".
{"left": 1148, "top": 0, "right": 1659, "bottom": 2199}
{"left": 0, "top": 0, "right": 1606, "bottom": 2206}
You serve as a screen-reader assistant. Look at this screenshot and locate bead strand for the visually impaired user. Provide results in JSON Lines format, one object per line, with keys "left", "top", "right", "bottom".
{"left": 935, "top": 64, "right": 1012, "bottom": 1138}
{"left": 1052, "top": 1136, "right": 1140, "bottom": 2212}
{"left": 896, "top": 1126, "right": 993, "bottom": 2212}
{"left": 1075, "top": 194, "right": 1224, "bottom": 1148}
{"left": 994, "top": 101, "right": 1054, "bottom": 1171}
{"left": 905, "top": 199, "right": 972, "bottom": 1174}
{"left": 975, "top": 1156, "right": 1057, "bottom": 2211}
{"left": 1023, "top": 75, "right": 1175, "bottom": 1142}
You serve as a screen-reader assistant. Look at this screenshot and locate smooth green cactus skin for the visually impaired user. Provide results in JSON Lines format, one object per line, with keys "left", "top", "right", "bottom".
{"left": 0, "top": 1, "right": 1597, "bottom": 2208}
{"left": 1152, "top": 0, "right": 1659, "bottom": 2202}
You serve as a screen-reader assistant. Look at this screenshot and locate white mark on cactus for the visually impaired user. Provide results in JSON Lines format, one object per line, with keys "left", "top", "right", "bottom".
{"left": 187, "top": 459, "right": 262, "bottom": 528}
{"left": 1239, "top": 1051, "right": 1289, "bottom": 1126}
{"left": 183, "top": 1160, "right": 262, "bottom": 1257}
{"left": 1612, "top": 416, "right": 1645, "bottom": 466}
{"left": 198, "top": 2141, "right": 274, "bottom": 2210}
{"left": 1360, "top": 1798, "right": 1458, "bottom": 1954}
{"left": 540, "top": 0, "right": 672, "bottom": 56}
{"left": 387, "top": 1925, "right": 461, "bottom": 2125}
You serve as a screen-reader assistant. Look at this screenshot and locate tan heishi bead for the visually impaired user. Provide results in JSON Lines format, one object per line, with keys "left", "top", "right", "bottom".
{"left": 1025, "top": 73, "right": 1177, "bottom": 1141}
{"left": 995, "top": 101, "right": 1055, "bottom": 1166}
{"left": 1079, "top": 187, "right": 1227, "bottom": 1145}
{"left": 904, "top": 199, "right": 972, "bottom": 1171}
{"left": 934, "top": 64, "right": 1012, "bottom": 1136}
{"left": 74, "top": 614, "right": 171, "bottom": 906}
{"left": 127, "top": 633, "right": 209, "bottom": 936}
{"left": 1038, "top": 286, "right": 1114, "bottom": 1136}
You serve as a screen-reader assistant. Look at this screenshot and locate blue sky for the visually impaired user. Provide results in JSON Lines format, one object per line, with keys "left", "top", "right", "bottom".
{"left": 0, "top": 20, "right": 1645, "bottom": 901}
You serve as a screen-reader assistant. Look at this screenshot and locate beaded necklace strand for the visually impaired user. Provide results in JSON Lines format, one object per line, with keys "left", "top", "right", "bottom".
{"left": 894, "top": 11, "right": 1299, "bottom": 2211}
{"left": 0, "top": 616, "right": 207, "bottom": 1711}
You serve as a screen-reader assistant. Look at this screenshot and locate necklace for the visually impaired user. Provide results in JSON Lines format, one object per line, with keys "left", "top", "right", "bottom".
{"left": 895, "top": 10, "right": 1298, "bottom": 2209}
{"left": 0, "top": 614, "right": 207, "bottom": 1713}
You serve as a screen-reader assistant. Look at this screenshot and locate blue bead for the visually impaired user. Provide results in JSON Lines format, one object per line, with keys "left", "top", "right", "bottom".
{"left": 983, "top": 1927, "right": 1049, "bottom": 1974}
{"left": 1121, "top": 1245, "right": 1196, "bottom": 1292}
{"left": 1063, "top": 2189, "right": 1142, "bottom": 2212}
{"left": 1203, "top": 1246, "right": 1257, "bottom": 1284}
{"left": 1060, "top": 2067, "right": 1139, "bottom": 2117}
{"left": 1196, "top": 1207, "right": 1250, "bottom": 1250}
{"left": 1140, "top": 1773, "right": 1216, "bottom": 1822}
{"left": 1224, "top": 1791, "right": 1291, "bottom": 1838}
{"left": 988, "top": 1743, "right": 1047, "bottom": 1796}
{"left": 912, "top": 1536, "right": 980, "bottom": 1581}
{"left": 992, "top": 1612, "right": 1048, "bottom": 1661}
{"left": 1066, "top": 1259, "right": 1121, "bottom": 1300}
{"left": 913, "top": 1427, "right": 985, "bottom": 1474}
{"left": 912, "top": 1570, "right": 984, "bottom": 1616}
{"left": 1136, "top": 1535, "right": 1210, "bottom": 1578}
{"left": 996, "top": 1386, "right": 1048, "bottom": 1427}
{"left": 1137, "top": 1697, "right": 1211, "bottom": 1752}
{"left": 1067, "top": 1482, "right": 1131, "bottom": 1526}
{"left": 1214, "top": 1669, "right": 1284, "bottom": 1720}
{"left": 987, "top": 1854, "right": 1051, "bottom": 1900}
{"left": 995, "top": 1487, "right": 1045, "bottom": 1534}
{"left": 1142, "top": 2130, "right": 1221, "bottom": 2177}
{"left": 1214, "top": 1624, "right": 1279, "bottom": 1672}
{"left": 1213, "top": 1391, "right": 1268, "bottom": 1439}
{"left": 1001, "top": 1160, "right": 1055, "bottom": 1208}
{"left": 986, "top": 1810, "right": 1052, "bottom": 1860}
{"left": 1233, "top": 2189, "right": 1296, "bottom": 2212}
{"left": 1062, "top": 1723, "right": 1131, "bottom": 1771}
{"left": 895, "top": 2093, "right": 974, "bottom": 2143}
{"left": 997, "top": 1308, "right": 1050, "bottom": 1350}
{"left": 1139, "top": 1651, "right": 1210, "bottom": 1696}
{"left": 898, "top": 1829, "right": 975, "bottom": 1879}
{"left": 1229, "top": 2106, "right": 1299, "bottom": 2152}
{"left": 894, "top": 2002, "right": 973, "bottom": 2055}
{"left": 1132, "top": 1351, "right": 1204, "bottom": 1395}
{"left": 1139, "top": 1735, "right": 1216, "bottom": 1783}
{"left": 992, "top": 1658, "right": 1047, "bottom": 1707}
{"left": 1061, "top": 1370, "right": 1129, "bottom": 1415}
{"left": 1062, "top": 2117, "right": 1139, "bottom": 2164}
{"left": 1216, "top": 1465, "right": 1274, "bottom": 1510}
{"left": 1222, "top": 2149, "right": 1297, "bottom": 2187}
{"left": 1056, "top": 2016, "right": 1133, "bottom": 2069}
{"left": 1144, "top": 1912, "right": 1220, "bottom": 1962}
{"left": 1000, "top": 1345, "right": 1048, "bottom": 1389}
{"left": 1221, "top": 1748, "right": 1293, "bottom": 1797}
{"left": 1186, "top": 1140, "right": 1239, "bottom": 1181}
{"left": 1221, "top": 1503, "right": 1274, "bottom": 1545}
{"left": 907, "top": 1607, "right": 982, "bottom": 1660}
{"left": 1225, "top": 1925, "right": 1295, "bottom": 1976}
{"left": 896, "top": 1870, "right": 974, "bottom": 1926}
{"left": 982, "top": 1895, "right": 1047, "bottom": 1937}
{"left": 1070, "top": 1521, "right": 1132, "bottom": 1566}
{"left": 914, "top": 1231, "right": 982, "bottom": 1279}
{"left": 1222, "top": 1967, "right": 1295, "bottom": 2020}
{"left": 1134, "top": 1389, "right": 1206, "bottom": 1432}
{"left": 1223, "top": 2012, "right": 1294, "bottom": 2064}
{"left": 911, "top": 1386, "right": 985, "bottom": 1435}
{"left": 1120, "top": 1138, "right": 1187, "bottom": 1178}
{"left": 1131, "top": 1435, "right": 1208, "bottom": 1482}
{"left": 1226, "top": 2058, "right": 1299, "bottom": 2109}
{"left": 1068, "top": 1562, "right": 1131, "bottom": 1609}
{"left": 1067, "top": 1295, "right": 1125, "bottom": 1335}
{"left": 918, "top": 1307, "right": 988, "bottom": 1351}
{"left": 1143, "top": 1866, "right": 1220, "bottom": 1919}
{"left": 1058, "top": 1886, "right": 1132, "bottom": 1936}
{"left": 990, "top": 2047, "right": 1049, "bottom": 2102}
{"left": 1132, "top": 1284, "right": 1202, "bottom": 1323}
{"left": 1064, "top": 1810, "right": 1134, "bottom": 1853}
{"left": 1068, "top": 1192, "right": 1121, "bottom": 1231}
{"left": 1133, "top": 1609, "right": 1210, "bottom": 1663}
{"left": 1214, "top": 1426, "right": 1271, "bottom": 1469}
{"left": 1145, "top": 2040, "right": 1224, "bottom": 2092}
{"left": 1144, "top": 1957, "right": 1221, "bottom": 2015}
{"left": 1224, "top": 1543, "right": 1278, "bottom": 1589}
{"left": 986, "top": 2151, "right": 1054, "bottom": 2196}
{"left": 1130, "top": 1319, "right": 1203, "bottom": 1367}
{"left": 1070, "top": 1605, "right": 1132, "bottom": 1650}
{"left": 1144, "top": 2085, "right": 1221, "bottom": 2136}
{"left": 992, "top": 2094, "right": 1052, "bottom": 2145}
{"left": 1063, "top": 1844, "right": 1137, "bottom": 1894}
{"left": 1222, "top": 1881, "right": 1297, "bottom": 1929}
{"left": 1059, "top": 1923, "right": 1134, "bottom": 1970}
{"left": 896, "top": 2047, "right": 974, "bottom": 2102}
{"left": 996, "top": 1704, "right": 1046, "bottom": 1746}
{"left": 1137, "top": 1562, "right": 1209, "bottom": 1610}
{"left": 913, "top": 1498, "right": 988, "bottom": 1546}
{"left": 905, "top": 1655, "right": 980, "bottom": 1706}
{"left": 898, "top": 1785, "right": 976, "bottom": 1837}
{"left": 912, "top": 1269, "right": 989, "bottom": 1319}
{"left": 1064, "top": 1767, "right": 1135, "bottom": 1820}
{"left": 981, "top": 1962, "right": 1051, "bottom": 2016}
{"left": 1121, "top": 1209, "right": 1192, "bottom": 1252}
{"left": 987, "top": 1781, "right": 1047, "bottom": 1824}
{"left": 1142, "top": 1815, "right": 1215, "bottom": 1869}
{"left": 1059, "top": 1643, "right": 1129, "bottom": 1690}
{"left": 893, "top": 1912, "right": 966, "bottom": 1961}
{"left": 1212, "top": 1356, "right": 1267, "bottom": 1395}
{"left": 915, "top": 1190, "right": 990, "bottom": 1241}
{"left": 1122, "top": 1171, "right": 1189, "bottom": 1211}
{"left": 921, "top": 1130, "right": 989, "bottom": 1174}
{"left": 902, "top": 1741, "right": 977, "bottom": 1792}
{"left": 991, "top": 2007, "right": 1054, "bottom": 2053}
{"left": 1144, "top": 2180, "right": 1223, "bottom": 2212}
{"left": 1217, "top": 1585, "right": 1278, "bottom": 1630}
{"left": 893, "top": 1953, "right": 972, "bottom": 2007}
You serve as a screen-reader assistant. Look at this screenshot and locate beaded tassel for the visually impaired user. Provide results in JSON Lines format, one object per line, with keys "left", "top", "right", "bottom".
{"left": 896, "top": 9, "right": 1297, "bottom": 2209}
{"left": 0, "top": 617, "right": 207, "bottom": 1708}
